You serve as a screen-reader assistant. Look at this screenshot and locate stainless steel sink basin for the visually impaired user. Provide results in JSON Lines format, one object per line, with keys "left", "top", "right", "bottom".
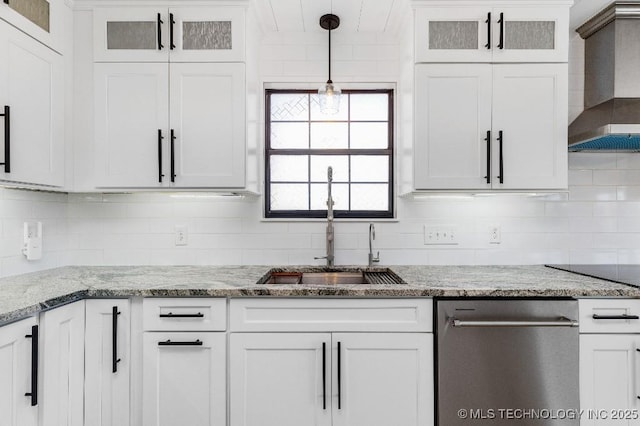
{"left": 258, "top": 268, "right": 405, "bottom": 285}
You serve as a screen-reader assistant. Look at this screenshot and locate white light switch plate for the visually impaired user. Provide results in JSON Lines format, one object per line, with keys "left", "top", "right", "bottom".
{"left": 424, "top": 225, "right": 458, "bottom": 245}
{"left": 175, "top": 225, "right": 188, "bottom": 246}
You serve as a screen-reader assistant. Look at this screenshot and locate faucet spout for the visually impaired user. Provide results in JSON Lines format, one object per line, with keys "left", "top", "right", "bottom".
{"left": 314, "top": 167, "right": 335, "bottom": 267}
{"left": 368, "top": 223, "right": 380, "bottom": 267}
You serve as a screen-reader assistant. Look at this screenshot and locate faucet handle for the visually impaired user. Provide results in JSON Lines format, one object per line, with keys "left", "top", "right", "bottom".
{"left": 373, "top": 251, "right": 380, "bottom": 263}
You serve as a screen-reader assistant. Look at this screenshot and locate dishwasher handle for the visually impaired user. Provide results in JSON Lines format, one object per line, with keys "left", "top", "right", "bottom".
{"left": 451, "top": 317, "right": 579, "bottom": 328}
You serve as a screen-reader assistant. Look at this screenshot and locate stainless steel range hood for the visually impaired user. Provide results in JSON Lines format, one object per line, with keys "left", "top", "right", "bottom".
{"left": 568, "top": 2, "right": 640, "bottom": 151}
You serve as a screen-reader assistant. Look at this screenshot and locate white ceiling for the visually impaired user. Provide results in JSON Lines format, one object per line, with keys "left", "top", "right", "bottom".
{"left": 253, "top": 0, "right": 405, "bottom": 33}
{"left": 251, "top": 0, "right": 616, "bottom": 35}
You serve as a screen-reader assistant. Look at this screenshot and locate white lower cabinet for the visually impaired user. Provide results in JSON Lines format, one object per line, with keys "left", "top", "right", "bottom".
{"left": 580, "top": 334, "right": 640, "bottom": 425}
{"left": 39, "top": 301, "right": 85, "bottom": 426}
{"left": 229, "top": 332, "right": 433, "bottom": 426}
{"left": 84, "top": 300, "right": 131, "bottom": 426}
{"left": 0, "top": 316, "right": 39, "bottom": 426}
{"left": 142, "top": 332, "right": 226, "bottom": 426}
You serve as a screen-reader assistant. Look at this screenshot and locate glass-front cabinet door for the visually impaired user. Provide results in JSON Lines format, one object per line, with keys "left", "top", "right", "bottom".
{"left": 0, "top": 0, "right": 63, "bottom": 52}
{"left": 414, "top": 4, "right": 569, "bottom": 63}
{"left": 93, "top": 6, "right": 245, "bottom": 62}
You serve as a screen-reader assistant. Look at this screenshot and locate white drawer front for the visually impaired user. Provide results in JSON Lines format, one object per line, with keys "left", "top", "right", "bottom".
{"left": 579, "top": 299, "right": 640, "bottom": 333}
{"left": 143, "top": 298, "right": 226, "bottom": 331}
{"left": 229, "top": 298, "right": 433, "bottom": 332}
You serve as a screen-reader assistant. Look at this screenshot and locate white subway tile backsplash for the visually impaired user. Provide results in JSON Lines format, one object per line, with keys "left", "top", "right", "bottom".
{"left": 569, "top": 186, "right": 617, "bottom": 201}
{"left": 569, "top": 153, "right": 618, "bottom": 170}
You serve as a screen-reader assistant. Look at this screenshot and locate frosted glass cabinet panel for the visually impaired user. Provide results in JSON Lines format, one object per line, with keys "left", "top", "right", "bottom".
{"left": 0, "top": 0, "right": 63, "bottom": 52}
{"left": 94, "top": 6, "right": 244, "bottom": 62}
{"left": 415, "top": 4, "right": 569, "bottom": 63}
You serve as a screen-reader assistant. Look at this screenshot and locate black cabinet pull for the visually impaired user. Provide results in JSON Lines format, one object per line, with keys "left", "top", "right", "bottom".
{"left": 337, "top": 341, "right": 341, "bottom": 410}
{"left": 158, "top": 339, "right": 203, "bottom": 346}
{"left": 158, "top": 129, "right": 164, "bottom": 183}
{"left": 484, "top": 130, "right": 491, "bottom": 184}
{"left": 170, "top": 129, "right": 176, "bottom": 182}
{"left": 25, "top": 325, "right": 38, "bottom": 406}
{"left": 1, "top": 105, "right": 10, "bottom": 173}
{"left": 484, "top": 12, "right": 491, "bottom": 49}
{"left": 112, "top": 306, "right": 121, "bottom": 373}
{"left": 497, "top": 12, "right": 504, "bottom": 49}
{"left": 497, "top": 130, "right": 504, "bottom": 184}
{"left": 157, "top": 13, "right": 164, "bottom": 50}
{"left": 322, "top": 342, "right": 327, "bottom": 410}
{"left": 159, "top": 312, "right": 204, "bottom": 318}
{"left": 169, "top": 13, "right": 176, "bottom": 50}
{"left": 593, "top": 314, "right": 640, "bottom": 320}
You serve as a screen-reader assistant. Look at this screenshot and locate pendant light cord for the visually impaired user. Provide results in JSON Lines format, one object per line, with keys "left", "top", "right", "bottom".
{"left": 328, "top": 26, "right": 332, "bottom": 83}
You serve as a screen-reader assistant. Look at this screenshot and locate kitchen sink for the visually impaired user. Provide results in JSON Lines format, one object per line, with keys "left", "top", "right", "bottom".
{"left": 258, "top": 268, "right": 406, "bottom": 285}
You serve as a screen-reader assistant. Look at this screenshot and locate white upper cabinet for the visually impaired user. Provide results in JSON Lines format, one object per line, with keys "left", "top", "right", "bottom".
{"left": 93, "top": 6, "right": 245, "bottom": 63}
{"left": 169, "top": 63, "right": 246, "bottom": 188}
{"left": 0, "top": 0, "right": 64, "bottom": 52}
{"left": 415, "top": 63, "right": 567, "bottom": 190}
{"left": 94, "top": 62, "right": 245, "bottom": 189}
{"left": 0, "top": 21, "right": 64, "bottom": 187}
{"left": 414, "top": 3, "right": 570, "bottom": 63}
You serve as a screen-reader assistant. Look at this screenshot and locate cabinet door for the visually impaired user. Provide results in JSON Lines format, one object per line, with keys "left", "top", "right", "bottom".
{"left": 85, "top": 300, "right": 131, "bottom": 426}
{"left": 332, "top": 333, "right": 433, "bottom": 426}
{"left": 493, "top": 6, "right": 569, "bottom": 63}
{"left": 0, "top": 0, "right": 63, "bottom": 52}
{"left": 414, "top": 64, "right": 492, "bottom": 189}
{"left": 169, "top": 63, "right": 245, "bottom": 188}
{"left": 40, "top": 301, "right": 85, "bottom": 426}
{"left": 0, "top": 22, "right": 64, "bottom": 187}
{"left": 93, "top": 8, "right": 167, "bottom": 62}
{"left": 491, "top": 64, "right": 567, "bottom": 189}
{"left": 229, "top": 333, "right": 332, "bottom": 426}
{"left": 94, "top": 63, "right": 169, "bottom": 188}
{"left": 169, "top": 7, "right": 245, "bottom": 62}
{"left": 580, "top": 334, "right": 640, "bottom": 426}
{"left": 0, "top": 316, "right": 38, "bottom": 426}
{"left": 142, "top": 332, "right": 226, "bottom": 426}
{"left": 414, "top": 7, "right": 492, "bottom": 63}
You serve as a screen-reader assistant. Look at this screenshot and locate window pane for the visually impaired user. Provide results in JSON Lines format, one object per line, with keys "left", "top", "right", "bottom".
{"left": 271, "top": 122, "right": 309, "bottom": 149}
{"left": 270, "top": 155, "right": 308, "bottom": 182}
{"left": 311, "top": 123, "right": 348, "bottom": 149}
{"left": 310, "top": 184, "right": 349, "bottom": 210}
{"left": 310, "top": 156, "right": 349, "bottom": 183}
{"left": 351, "top": 156, "right": 389, "bottom": 182}
{"left": 271, "top": 184, "right": 309, "bottom": 210}
{"left": 351, "top": 184, "right": 389, "bottom": 211}
{"left": 350, "top": 123, "right": 388, "bottom": 149}
{"left": 270, "top": 93, "right": 309, "bottom": 121}
{"left": 350, "top": 94, "right": 388, "bottom": 121}
{"left": 310, "top": 94, "right": 349, "bottom": 121}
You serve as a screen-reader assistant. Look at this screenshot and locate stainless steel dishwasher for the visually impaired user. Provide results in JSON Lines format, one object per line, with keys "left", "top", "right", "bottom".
{"left": 437, "top": 299, "right": 579, "bottom": 426}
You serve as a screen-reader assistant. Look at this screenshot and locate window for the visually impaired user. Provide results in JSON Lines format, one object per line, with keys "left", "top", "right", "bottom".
{"left": 265, "top": 89, "right": 394, "bottom": 219}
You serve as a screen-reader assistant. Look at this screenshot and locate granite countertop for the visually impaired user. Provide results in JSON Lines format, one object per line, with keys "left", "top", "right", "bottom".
{"left": 0, "top": 265, "right": 638, "bottom": 325}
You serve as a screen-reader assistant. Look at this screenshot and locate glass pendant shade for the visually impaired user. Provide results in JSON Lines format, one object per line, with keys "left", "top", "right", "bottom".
{"left": 319, "top": 81, "right": 341, "bottom": 114}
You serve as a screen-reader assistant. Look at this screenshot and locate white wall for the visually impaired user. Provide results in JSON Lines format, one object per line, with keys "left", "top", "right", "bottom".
{"left": 3, "top": 8, "right": 640, "bottom": 275}
{"left": 0, "top": 188, "right": 68, "bottom": 277}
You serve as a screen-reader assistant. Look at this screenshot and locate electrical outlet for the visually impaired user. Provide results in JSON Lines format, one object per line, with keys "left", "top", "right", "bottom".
{"left": 489, "top": 225, "right": 501, "bottom": 244}
{"left": 175, "top": 225, "right": 188, "bottom": 246}
{"left": 424, "top": 225, "right": 458, "bottom": 245}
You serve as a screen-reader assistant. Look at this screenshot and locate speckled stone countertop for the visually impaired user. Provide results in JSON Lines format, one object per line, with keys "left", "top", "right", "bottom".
{"left": 0, "top": 265, "right": 638, "bottom": 325}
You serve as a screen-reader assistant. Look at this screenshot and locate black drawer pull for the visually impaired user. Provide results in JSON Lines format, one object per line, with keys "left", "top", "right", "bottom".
{"left": 593, "top": 314, "right": 639, "bottom": 320}
{"left": 158, "top": 339, "right": 203, "bottom": 346}
{"left": 484, "top": 130, "right": 491, "bottom": 184}
{"left": 159, "top": 312, "right": 204, "bottom": 318}
{"left": 157, "top": 13, "right": 164, "bottom": 50}
{"left": 484, "top": 12, "right": 491, "bottom": 49}
{"left": 112, "top": 306, "right": 121, "bottom": 373}
{"left": 497, "top": 12, "right": 504, "bottom": 49}
{"left": 322, "top": 342, "right": 327, "bottom": 410}
{"left": 1, "top": 105, "right": 10, "bottom": 173}
{"left": 25, "top": 325, "right": 38, "bottom": 406}
{"left": 169, "top": 13, "right": 176, "bottom": 50}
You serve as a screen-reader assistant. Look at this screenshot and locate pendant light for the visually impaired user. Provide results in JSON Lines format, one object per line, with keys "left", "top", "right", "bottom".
{"left": 319, "top": 13, "right": 341, "bottom": 114}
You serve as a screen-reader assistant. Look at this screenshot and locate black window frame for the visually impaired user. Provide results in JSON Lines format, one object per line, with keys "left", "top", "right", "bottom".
{"left": 264, "top": 89, "right": 394, "bottom": 219}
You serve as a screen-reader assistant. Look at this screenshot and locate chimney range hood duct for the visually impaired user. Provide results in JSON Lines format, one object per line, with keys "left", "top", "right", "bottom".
{"left": 568, "top": 2, "right": 640, "bottom": 151}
